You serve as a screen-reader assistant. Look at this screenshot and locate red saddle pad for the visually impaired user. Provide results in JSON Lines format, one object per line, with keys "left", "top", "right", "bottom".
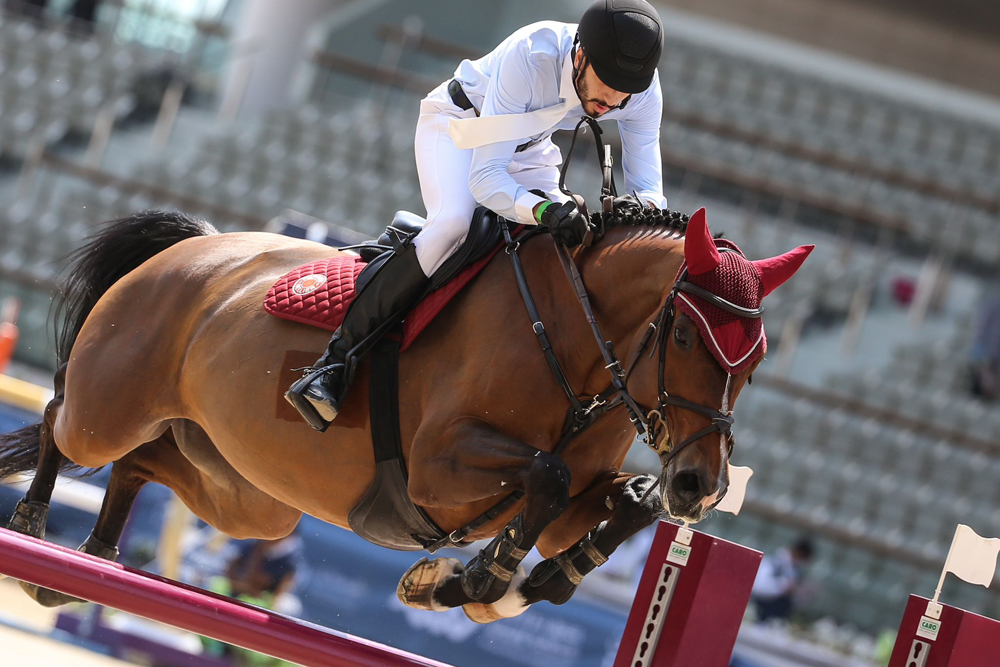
{"left": 265, "top": 247, "right": 504, "bottom": 352}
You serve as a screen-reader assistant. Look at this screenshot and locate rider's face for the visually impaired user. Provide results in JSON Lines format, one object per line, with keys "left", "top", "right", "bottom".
{"left": 573, "top": 49, "right": 629, "bottom": 117}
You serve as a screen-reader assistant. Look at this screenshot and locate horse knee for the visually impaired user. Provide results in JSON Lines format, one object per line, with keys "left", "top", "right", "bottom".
{"left": 607, "top": 474, "right": 662, "bottom": 536}
{"left": 524, "top": 453, "right": 571, "bottom": 518}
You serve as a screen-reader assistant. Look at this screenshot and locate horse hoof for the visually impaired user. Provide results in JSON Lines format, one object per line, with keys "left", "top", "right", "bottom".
{"left": 19, "top": 581, "right": 85, "bottom": 608}
{"left": 1, "top": 500, "right": 49, "bottom": 581}
{"left": 397, "top": 557, "right": 463, "bottom": 612}
{"left": 463, "top": 567, "right": 529, "bottom": 624}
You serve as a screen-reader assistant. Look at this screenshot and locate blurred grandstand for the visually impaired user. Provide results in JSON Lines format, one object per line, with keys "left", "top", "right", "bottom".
{"left": 0, "top": 0, "right": 998, "bottom": 664}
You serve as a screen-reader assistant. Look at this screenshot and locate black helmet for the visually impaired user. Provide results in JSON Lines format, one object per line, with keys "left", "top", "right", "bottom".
{"left": 578, "top": 0, "right": 663, "bottom": 94}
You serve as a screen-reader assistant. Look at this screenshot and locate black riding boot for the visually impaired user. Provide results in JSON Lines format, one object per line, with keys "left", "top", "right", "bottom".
{"left": 285, "top": 244, "right": 428, "bottom": 431}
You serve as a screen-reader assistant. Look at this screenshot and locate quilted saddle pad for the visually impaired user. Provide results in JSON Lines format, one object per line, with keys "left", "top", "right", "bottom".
{"left": 265, "top": 247, "right": 504, "bottom": 352}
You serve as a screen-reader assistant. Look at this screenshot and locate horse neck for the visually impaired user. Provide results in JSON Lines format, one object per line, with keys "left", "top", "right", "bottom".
{"left": 572, "top": 226, "right": 685, "bottom": 394}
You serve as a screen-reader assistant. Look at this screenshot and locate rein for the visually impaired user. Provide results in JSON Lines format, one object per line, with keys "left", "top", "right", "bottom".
{"left": 545, "top": 118, "right": 758, "bottom": 465}
{"left": 424, "top": 119, "right": 756, "bottom": 551}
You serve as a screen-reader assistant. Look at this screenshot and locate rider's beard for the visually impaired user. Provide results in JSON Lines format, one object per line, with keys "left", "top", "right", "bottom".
{"left": 574, "top": 69, "right": 614, "bottom": 118}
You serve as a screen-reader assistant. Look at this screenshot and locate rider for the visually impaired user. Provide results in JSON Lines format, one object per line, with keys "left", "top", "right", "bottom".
{"left": 287, "top": 0, "right": 668, "bottom": 431}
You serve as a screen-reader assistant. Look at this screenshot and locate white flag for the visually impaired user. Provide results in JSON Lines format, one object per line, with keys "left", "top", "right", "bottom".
{"left": 943, "top": 524, "right": 1000, "bottom": 588}
{"left": 715, "top": 465, "right": 753, "bottom": 516}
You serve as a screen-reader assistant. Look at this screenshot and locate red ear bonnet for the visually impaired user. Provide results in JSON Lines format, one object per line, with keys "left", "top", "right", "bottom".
{"left": 753, "top": 245, "right": 815, "bottom": 297}
{"left": 675, "top": 209, "right": 813, "bottom": 374}
{"left": 683, "top": 208, "right": 721, "bottom": 275}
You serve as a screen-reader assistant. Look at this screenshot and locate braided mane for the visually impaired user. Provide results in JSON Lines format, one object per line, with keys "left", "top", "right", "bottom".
{"left": 590, "top": 207, "right": 690, "bottom": 234}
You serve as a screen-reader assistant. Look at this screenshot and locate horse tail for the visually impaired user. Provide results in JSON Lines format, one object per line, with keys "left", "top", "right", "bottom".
{"left": 0, "top": 423, "right": 43, "bottom": 480}
{"left": 54, "top": 210, "right": 218, "bottom": 366}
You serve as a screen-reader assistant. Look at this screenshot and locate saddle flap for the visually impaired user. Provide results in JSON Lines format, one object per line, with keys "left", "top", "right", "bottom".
{"left": 266, "top": 208, "right": 515, "bottom": 351}
{"left": 428, "top": 207, "right": 504, "bottom": 291}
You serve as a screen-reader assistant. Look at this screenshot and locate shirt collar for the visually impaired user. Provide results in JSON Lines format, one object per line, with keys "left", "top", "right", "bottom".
{"left": 559, "top": 46, "right": 582, "bottom": 109}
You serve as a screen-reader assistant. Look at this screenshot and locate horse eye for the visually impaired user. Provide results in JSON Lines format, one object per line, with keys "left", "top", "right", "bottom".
{"left": 674, "top": 326, "right": 688, "bottom": 346}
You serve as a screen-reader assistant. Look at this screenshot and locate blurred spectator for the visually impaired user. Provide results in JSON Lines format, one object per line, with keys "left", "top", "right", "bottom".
{"left": 225, "top": 532, "right": 303, "bottom": 603}
{"left": 750, "top": 537, "right": 814, "bottom": 623}
{"left": 969, "top": 292, "right": 1000, "bottom": 400}
{"left": 205, "top": 532, "right": 304, "bottom": 666}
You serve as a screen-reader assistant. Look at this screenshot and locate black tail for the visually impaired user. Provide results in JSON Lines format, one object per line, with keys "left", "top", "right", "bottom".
{"left": 0, "top": 210, "right": 217, "bottom": 483}
{"left": 0, "top": 424, "right": 42, "bottom": 480}
{"left": 54, "top": 209, "right": 218, "bottom": 365}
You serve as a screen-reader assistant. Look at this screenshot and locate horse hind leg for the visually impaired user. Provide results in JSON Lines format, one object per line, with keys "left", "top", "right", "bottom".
{"left": 4, "top": 366, "right": 70, "bottom": 551}
{"left": 19, "top": 443, "right": 153, "bottom": 607}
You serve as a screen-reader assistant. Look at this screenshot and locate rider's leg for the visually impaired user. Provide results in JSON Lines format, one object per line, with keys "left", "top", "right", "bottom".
{"left": 286, "top": 103, "right": 476, "bottom": 431}
{"left": 412, "top": 105, "right": 478, "bottom": 276}
{"left": 284, "top": 241, "right": 429, "bottom": 430}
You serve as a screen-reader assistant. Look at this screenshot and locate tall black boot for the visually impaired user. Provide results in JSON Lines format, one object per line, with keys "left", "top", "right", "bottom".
{"left": 285, "top": 244, "right": 428, "bottom": 431}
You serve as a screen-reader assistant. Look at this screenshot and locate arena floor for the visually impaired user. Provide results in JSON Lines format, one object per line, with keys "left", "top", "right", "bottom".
{"left": 0, "top": 578, "right": 129, "bottom": 666}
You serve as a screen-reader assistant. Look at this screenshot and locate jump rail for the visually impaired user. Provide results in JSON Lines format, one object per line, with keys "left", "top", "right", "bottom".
{"left": 0, "top": 527, "right": 450, "bottom": 667}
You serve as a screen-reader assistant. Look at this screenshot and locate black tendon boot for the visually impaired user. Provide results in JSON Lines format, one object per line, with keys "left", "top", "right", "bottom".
{"left": 285, "top": 243, "right": 428, "bottom": 431}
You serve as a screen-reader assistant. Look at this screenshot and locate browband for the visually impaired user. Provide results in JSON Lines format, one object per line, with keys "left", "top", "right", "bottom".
{"left": 674, "top": 281, "right": 764, "bottom": 319}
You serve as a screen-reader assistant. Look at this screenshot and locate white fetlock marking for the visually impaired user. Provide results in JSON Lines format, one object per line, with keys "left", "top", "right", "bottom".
{"left": 463, "top": 567, "right": 529, "bottom": 624}
{"left": 490, "top": 568, "right": 529, "bottom": 619}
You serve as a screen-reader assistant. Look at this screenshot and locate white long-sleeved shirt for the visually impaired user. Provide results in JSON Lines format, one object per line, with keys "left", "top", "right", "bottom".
{"left": 450, "top": 21, "right": 668, "bottom": 225}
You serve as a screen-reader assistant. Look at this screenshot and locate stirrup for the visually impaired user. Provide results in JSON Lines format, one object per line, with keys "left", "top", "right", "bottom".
{"left": 284, "top": 364, "right": 346, "bottom": 432}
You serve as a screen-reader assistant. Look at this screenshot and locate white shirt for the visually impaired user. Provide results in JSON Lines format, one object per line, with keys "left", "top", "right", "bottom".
{"left": 450, "top": 21, "right": 668, "bottom": 225}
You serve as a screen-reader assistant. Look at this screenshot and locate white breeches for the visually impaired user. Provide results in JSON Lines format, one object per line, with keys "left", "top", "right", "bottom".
{"left": 412, "top": 85, "right": 565, "bottom": 277}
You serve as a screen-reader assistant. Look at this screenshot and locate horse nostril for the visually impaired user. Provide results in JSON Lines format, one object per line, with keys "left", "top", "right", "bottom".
{"left": 672, "top": 471, "right": 702, "bottom": 504}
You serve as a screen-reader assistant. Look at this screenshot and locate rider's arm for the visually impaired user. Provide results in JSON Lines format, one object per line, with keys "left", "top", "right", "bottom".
{"left": 618, "top": 69, "right": 668, "bottom": 210}
{"left": 467, "top": 43, "right": 550, "bottom": 225}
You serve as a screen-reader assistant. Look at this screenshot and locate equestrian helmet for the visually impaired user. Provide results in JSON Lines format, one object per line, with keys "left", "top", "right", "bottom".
{"left": 578, "top": 0, "right": 663, "bottom": 94}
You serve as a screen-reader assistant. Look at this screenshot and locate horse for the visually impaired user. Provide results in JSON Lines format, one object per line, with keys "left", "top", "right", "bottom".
{"left": 0, "top": 204, "right": 811, "bottom": 623}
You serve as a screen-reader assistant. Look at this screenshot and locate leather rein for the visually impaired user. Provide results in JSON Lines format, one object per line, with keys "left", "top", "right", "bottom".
{"left": 421, "top": 118, "right": 759, "bottom": 552}
{"left": 538, "top": 116, "right": 761, "bottom": 466}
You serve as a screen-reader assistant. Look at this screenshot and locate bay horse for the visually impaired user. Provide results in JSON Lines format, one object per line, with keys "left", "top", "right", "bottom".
{"left": 0, "top": 205, "right": 811, "bottom": 622}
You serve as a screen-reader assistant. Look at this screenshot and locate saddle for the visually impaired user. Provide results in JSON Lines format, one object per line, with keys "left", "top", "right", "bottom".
{"left": 265, "top": 208, "right": 516, "bottom": 551}
{"left": 264, "top": 207, "right": 507, "bottom": 353}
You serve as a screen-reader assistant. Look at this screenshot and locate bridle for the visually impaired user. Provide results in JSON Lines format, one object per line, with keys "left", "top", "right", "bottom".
{"left": 625, "top": 251, "right": 763, "bottom": 465}
{"left": 422, "top": 118, "right": 764, "bottom": 552}
{"left": 550, "top": 117, "right": 763, "bottom": 468}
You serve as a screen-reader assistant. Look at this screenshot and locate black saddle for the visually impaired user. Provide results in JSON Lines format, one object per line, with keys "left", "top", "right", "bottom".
{"left": 356, "top": 207, "right": 505, "bottom": 291}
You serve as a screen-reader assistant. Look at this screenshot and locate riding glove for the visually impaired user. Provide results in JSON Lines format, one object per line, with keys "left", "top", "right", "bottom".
{"left": 611, "top": 194, "right": 644, "bottom": 214}
{"left": 539, "top": 201, "right": 590, "bottom": 247}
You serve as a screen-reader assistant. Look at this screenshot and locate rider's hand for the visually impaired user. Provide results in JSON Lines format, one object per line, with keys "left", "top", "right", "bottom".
{"left": 538, "top": 201, "right": 590, "bottom": 247}
{"left": 612, "top": 194, "right": 644, "bottom": 214}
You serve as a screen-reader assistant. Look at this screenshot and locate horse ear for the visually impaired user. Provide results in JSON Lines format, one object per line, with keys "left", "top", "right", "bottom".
{"left": 754, "top": 245, "right": 815, "bottom": 297}
{"left": 684, "top": 208, "right": 722, "bottom": 275}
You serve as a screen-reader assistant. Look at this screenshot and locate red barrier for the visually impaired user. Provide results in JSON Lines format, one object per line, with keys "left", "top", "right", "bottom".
{"left": 888, "top": 595, "right": 1000, "bottom": 667}
{"left": 0, "top": 528, "right": 450, "bottom": 667}
{"left": 614, "top": 521, "right": 762, "bottom": 667}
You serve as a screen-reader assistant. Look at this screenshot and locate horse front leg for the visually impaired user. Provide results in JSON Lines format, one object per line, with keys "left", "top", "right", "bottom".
{"left": 398, "top": 418, "right": 572, "bottom": 611}
{"left": 464, "top": 473, "right": 663, "bottom": 623}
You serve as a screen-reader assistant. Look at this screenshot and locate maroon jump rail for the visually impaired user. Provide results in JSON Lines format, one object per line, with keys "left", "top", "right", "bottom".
{"left": 0, "top": 527, "right": 450, "bottom": 667}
